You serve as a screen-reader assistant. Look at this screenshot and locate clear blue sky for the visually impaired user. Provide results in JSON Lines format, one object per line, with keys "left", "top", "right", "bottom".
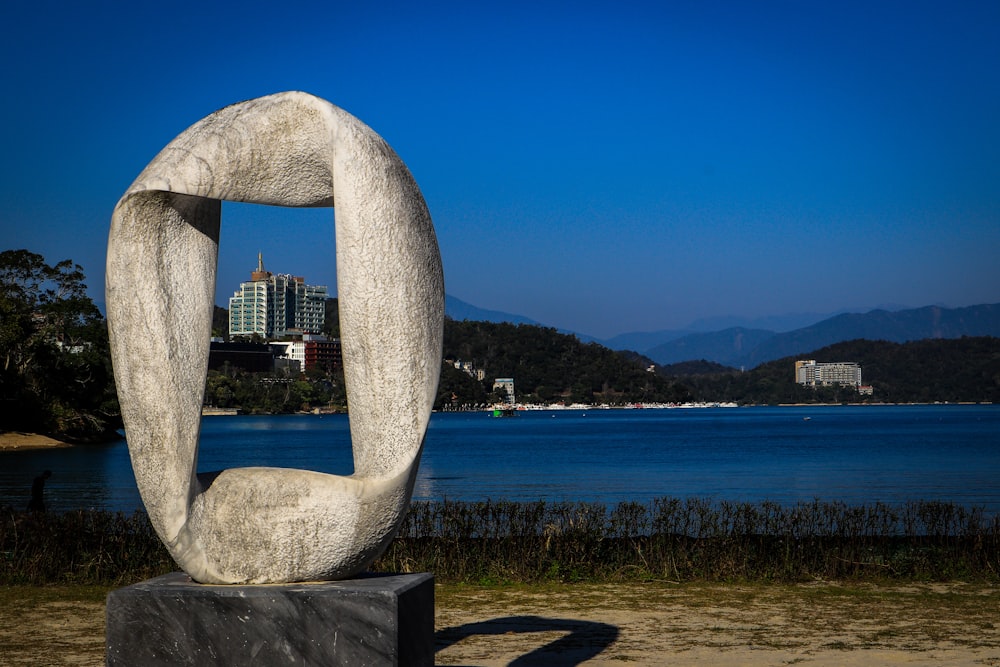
{"left": 3, "top": 1, "right": 998, "bottom": 338}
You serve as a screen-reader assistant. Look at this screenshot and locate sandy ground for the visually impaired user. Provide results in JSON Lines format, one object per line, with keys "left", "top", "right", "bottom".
{"left": 1, "top": 581, "right": 998, "bottom": 666}
{"left": 0, "top": 432, "right": 73, "bottom": 452}
{"left": 436, "top": 582, "right": 1000, "bottom": 666}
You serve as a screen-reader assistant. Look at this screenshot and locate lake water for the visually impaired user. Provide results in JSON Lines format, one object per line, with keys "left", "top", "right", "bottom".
{"left": 2, "top": 404, "right": 998, "bottom": 514}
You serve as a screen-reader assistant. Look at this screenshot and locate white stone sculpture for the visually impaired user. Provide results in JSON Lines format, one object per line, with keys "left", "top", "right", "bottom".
{"left": 106, "top": 92, "right": 444, "bottom": 584}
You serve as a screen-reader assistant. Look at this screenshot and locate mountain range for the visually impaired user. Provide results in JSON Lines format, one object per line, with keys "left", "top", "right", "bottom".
{"left": 642, "top": 303, "right": 1000, "bottom": 368}
{"left": 445, "top": 297, "right": 1000, "bottom": 370}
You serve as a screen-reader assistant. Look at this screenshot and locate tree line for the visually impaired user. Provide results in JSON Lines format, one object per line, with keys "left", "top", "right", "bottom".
{"left": 0, "top": 250, "right": 120, "bottom": 441}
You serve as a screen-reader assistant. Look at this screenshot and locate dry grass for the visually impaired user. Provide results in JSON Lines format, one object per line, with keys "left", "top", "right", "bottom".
{"left": 3, "top": 581, "right": 998, "bottom": 666}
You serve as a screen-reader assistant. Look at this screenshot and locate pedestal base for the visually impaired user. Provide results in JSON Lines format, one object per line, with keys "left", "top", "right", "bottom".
{"left": 105, "top": 572, "right": 434, "bottom": 666}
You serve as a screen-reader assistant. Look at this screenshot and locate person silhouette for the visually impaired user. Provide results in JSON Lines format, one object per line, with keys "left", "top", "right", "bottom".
{"left": 27, "top": 470, "right": 52, "bottom": 512}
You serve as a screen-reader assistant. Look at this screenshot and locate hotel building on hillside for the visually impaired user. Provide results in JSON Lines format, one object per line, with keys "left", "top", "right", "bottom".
{"left": 795, "top": 360, "right": 862, "bottom": 387}
{"left": 229, "top": 253, "right": 327, "bottom": 339}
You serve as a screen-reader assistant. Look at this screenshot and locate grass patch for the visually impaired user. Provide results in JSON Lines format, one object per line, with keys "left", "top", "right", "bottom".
{"left": 376, "top": 498, "right": 1000, "bottom": 584}
{"left": 3, "top": 498, "right": 999, "bottom": 586}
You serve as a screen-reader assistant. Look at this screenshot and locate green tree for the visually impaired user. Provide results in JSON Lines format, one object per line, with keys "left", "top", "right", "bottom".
{"left": 0, "top": 250, "right": 120, "bottom": 440}
{"left": 212, "top": 306, "right": 230, "bottom": 341}
{"left": 204, "top": 370, "right": 238, "bottom": 408}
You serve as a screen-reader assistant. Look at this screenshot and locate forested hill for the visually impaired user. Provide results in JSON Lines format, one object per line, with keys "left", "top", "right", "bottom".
{"left": 669, "top": 337, "right": 1000, "bottom": 405}
{"left": 439, "top": 319, "right": 691, "bottom": 407}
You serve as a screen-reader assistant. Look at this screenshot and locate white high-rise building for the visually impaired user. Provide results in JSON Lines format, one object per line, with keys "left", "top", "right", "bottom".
{"left": 229, "top": 254, "right": 327, "bottom": 339}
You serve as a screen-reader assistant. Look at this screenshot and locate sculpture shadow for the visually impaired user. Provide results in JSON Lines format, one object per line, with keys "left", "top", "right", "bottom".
{"left": 436, "top": 614, "right": 619, "bottom": 666}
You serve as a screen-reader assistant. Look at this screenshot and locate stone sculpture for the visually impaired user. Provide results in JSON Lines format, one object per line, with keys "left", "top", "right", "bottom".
{"left": 106, "top": 92, "right": 444, "bottom": 584}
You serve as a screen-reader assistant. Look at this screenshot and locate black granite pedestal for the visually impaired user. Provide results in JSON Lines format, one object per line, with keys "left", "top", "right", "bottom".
{"left": 105, "top": 571, "right": 434, "bottom": 666}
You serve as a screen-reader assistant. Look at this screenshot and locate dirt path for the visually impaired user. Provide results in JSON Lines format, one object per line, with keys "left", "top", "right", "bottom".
{"left": 2, "top": 581, "right": 999, "bottom": 665}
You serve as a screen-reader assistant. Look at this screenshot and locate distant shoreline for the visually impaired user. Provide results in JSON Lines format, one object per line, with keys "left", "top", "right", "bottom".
{"left": 0, "top": 432, "right": 74, "bottom": 452}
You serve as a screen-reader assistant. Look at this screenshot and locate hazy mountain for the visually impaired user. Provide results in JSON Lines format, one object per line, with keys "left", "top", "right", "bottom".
{"left": 600, "top": 313, "right": 832, "bottom": 356}
{"left": 685, "top": 311, "right": 842, "bottom": 333}
{"left": 442, "top": 298, "right": 847, "bottom": 349}
{"left": 445, "top": 294, "right": 542, "bottom": 327}
{"left": 604, "top": 306, "right": 913, "bottom": 352}
{"left": 646, "top": 327, "right": 777, "bottom": 367}
{"left": 643, "top": 303, "right": 1000, "bottom": 368}
{"left": 600, "top": 329, "right": 696, "bottom": 352}
{"left": 742, "top": 303, "right": 1000, "bottom": 367}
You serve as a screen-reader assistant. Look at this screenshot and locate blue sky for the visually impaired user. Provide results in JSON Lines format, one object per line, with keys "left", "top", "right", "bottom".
{"left": 2, "top": 1, "right": 998, "bottom": 338}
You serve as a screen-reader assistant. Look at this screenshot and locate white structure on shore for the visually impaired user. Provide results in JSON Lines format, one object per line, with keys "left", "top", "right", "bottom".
{"left": 795, "top": 360, "right": 862, "bottom": 387}
{"left": 228, "top": 253, "right": 327, "bottom": 339}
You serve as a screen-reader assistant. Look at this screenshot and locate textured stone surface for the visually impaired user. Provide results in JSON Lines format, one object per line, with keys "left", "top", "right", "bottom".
{"left": 106, "top": 572, "right": 434, "bottom": 666}
{"left": 105, "top": 92, "right": 444, "bottom": 583}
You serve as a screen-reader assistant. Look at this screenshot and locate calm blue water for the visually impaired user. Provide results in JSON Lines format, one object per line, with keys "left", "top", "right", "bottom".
{"left": 2, "top": 405, "right": 998, "bottom": 514}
